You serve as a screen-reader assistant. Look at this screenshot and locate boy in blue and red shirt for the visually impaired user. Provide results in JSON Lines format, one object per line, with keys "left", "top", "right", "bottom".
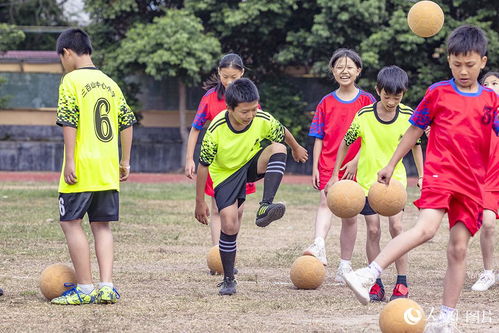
{"left": 343, "top": 25, "right": 499, "bottom": 332}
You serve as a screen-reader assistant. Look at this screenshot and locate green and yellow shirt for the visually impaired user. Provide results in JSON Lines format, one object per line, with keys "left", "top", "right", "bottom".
{"left": 56, "top": 68, "right": 136, "bottom": 193}
{"left": 344, "top": 102, "right": 420, "bottom": 194}
{"left": 199, "top": 110, "right": 284, "bottom": 188}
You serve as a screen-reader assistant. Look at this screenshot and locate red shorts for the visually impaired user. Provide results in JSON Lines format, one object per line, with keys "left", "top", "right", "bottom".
{"left": 205, "top": 172, "right": 256, "bottom": 197}
{"left": 318, "top": 168, "right": 350, "bottom": 191}
{"left": 414, "top": 188, "right": 483, "bottom": 236}
{"left": 483, "top": 191, "right": 499, "bottom": 218}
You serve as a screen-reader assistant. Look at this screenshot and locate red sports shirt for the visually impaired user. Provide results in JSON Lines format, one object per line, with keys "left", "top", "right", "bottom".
{"left": 192, "top": 88, "right": 227, "bottom": 130}
{"left": 309, "top": 90, "right": 376, "bottom": 173}
{"left": 410, "top": 79, "right": 499, "bottom": 203}
{"left": 485, "top": 135, "right": 499, "bottom": 191}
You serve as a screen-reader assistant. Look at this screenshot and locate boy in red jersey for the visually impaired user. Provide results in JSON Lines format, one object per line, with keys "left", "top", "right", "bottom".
{"left": 471, "top": 71, "right": 499, "bottom": 292}
{"left": 343, "top": 25, "right": 499, "bottom": 332}
{"left": 304, "top": 49, "right": 375, "bottom": 279}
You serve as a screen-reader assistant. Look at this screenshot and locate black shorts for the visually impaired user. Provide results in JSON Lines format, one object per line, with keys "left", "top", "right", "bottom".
{"left": 361, "top": 197, "right": 377, "bottom": 216}
{"left": 214, "top": 149, "right": 265, "bottom": 211}
{"left": 59, "top": 190, "right": 119, "bottom": 222}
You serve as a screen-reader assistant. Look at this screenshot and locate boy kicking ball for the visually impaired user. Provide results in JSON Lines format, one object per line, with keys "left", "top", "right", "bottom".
{"left": 195, "top": 78, "right": 288, "bottom": 295}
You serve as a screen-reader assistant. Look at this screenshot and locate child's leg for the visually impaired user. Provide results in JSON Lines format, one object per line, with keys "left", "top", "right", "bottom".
{"left": 90, "top": 221, "right": 113, "bottom": 283}
{"left": 388, "top": 211, "right": 408, "bottom": 275}
{"left": 340, "top": 216, "right": 357, "bottom": 261}
{"left": 364, "top": 214, "right": 381, "bottom": 263}
{"left": 479, "top": 209, "right": 496, "bottom": 271}
{"left": 209, "top": 197, "right": 221, "bottom": 246}
{"left": 60, "top": 220, "right": 93, "bottom": 284}
{"left": 442, "top": 222, "right": 471, "bottom": 308}
{"left": 313, "top": 190, "right": 333, "bottom": 240}
{"left": 256, "top": 142, "right": 287, "bottom": 204}
{"left": 219, "top": 201, "right": 242, "bottom": 280}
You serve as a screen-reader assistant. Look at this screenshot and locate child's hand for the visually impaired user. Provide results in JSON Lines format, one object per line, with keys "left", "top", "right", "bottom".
{"left": 312, "top": 168, "right": 320, "bottom": 190}
{"left": 64, "top": 161, "right": 77, "bottom": 185}
{"left": 120, "top": 163, "right": 130, "bottom": 182}
{"left": 417, "top": 176, "right": 423, "bottom": 189}
{"left": 185, "top": 159, "right": 196, "bottom": 179}
{"left": 195, "top": 200, "right": 210, "bottom": 225}
{"left": 324, "top": 175, "right": 339, "bottom": 196}
{"left": 292, "top": 145, "right": 308, "bottom": 163}
{"left": 340, "top": 160, "right": 357, "bottom": 180}
{"left": 377, "top": 166, "right": 394, "bottom": 185}
{"left": 424, "top": 126, "right": 431, "bottom": 137}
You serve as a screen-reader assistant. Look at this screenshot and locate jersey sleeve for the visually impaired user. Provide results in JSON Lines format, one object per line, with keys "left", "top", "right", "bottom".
{"left": 56, "top": 76, "right": 79, "bottom": 128}
{"left": 410, "top": 88, "right": 436, "bottom": 130}
{"left": 199, "top": 128, "right": 218, "bottom": 166}
{"left": 344, "top": 114, "right": 361, "bottom": 146}
{"left": 309, "top": 101, "right": 325, "bottom": 139}
{"left": 117, "top": 94, "right": 136, "bottom": 131}
{"left": 265, "top": 113, "right": 285, "bottom": 143}
{"left": 192, "top": 95, "right": 210, "bottom": 130}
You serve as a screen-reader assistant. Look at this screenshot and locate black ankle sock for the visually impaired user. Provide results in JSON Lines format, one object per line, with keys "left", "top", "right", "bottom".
{"left": 261, "top": 153, "right": 286, "bottom": 204}
{"left": 396, "top": 275, "right": 407, "bottom": 287}
{"left": 219, "top": 231, "right": 237, "bottom": 279}
{"left": 376, "top": 278, "right": 384, "bottom": 289}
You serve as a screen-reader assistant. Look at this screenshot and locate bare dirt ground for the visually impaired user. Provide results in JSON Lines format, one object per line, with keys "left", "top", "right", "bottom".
{"left": 0, "top": 175, "right": 497, "bottom": 332}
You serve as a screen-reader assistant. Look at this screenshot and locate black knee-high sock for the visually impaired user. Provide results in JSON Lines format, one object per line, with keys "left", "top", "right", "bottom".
{"left": 219, "top": 231, "right": 237, "bottom": 279}
{"left": 261, "top": 153, "right": 287, "bottom": 204}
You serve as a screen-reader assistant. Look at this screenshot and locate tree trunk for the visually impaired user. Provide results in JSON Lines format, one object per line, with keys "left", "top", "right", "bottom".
{"left": 178, "top": 80, "right": 188, "bottom": 170}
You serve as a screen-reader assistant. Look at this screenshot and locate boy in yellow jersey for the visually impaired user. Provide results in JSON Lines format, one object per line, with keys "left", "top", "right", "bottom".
{"left": 195, "top": 78, "right": 287, "bottom": 295}
{"left": 326, "top": 66, "right": 423, "bottom": 302}
{"left": 51, "top": 28, "right": 136, "bottom": 305}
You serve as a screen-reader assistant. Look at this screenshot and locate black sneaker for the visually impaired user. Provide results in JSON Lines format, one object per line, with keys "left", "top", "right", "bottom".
{"left": 218, "top": 277, "right": 237, "bottom": 296}
{"left": 255, "top": 203, "right": 286, "bottom": 227}
{"left": 210, "top": 267, "right": 238, "bottom": 276}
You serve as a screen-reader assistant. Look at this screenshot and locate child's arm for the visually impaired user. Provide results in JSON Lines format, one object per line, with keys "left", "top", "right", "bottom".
{"left": 324, "top": 139, "right": 349, "bottom": 194}
{"left": 340, "top": 150, "right": 360, "bottom": 180}
{"left": 195, "top": 164, "right": 210, "bottom": 224}
{"left": 120, "top": 126, "right": 133, "bottom": 182}
{"left": 312, "top": 138, "right": 322, "bottom": 190}
{"left": 411, "top": 144, "right": 424, "bottom": 188}
{"left": 378, "top": 125, "right": 424, "bottom": 184}
{"left": 185, "top": 127, "right": 201, "bottom": 179}
{"left": 284, "top": 127, "right": 308, "bottom": 163}
{"left": 62, "top": 126, "right": 77, "bottom": 185}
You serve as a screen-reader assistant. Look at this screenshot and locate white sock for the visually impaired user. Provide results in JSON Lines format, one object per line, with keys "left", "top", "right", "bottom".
{"left": 340, "top": 259, "right": 351, "bottom": 267}
{"left": 484, "top": 269, "right": 493, "bottom": 275}
{"left": 368, "top": 261, "right": 383, "bottom": 279}
{"left": 438, "top": 305, "right": 456, "bottom": 322}
{"left": 314, "top": 237, "right": 325, "bottom": 248}
{"left": 99, "top": 282, "right": 114, "bottom": 289}
{"left": 77, "top": 284, "right": 95, "bottom": 294}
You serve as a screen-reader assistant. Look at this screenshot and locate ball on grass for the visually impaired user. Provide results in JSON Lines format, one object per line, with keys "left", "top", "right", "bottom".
{"left": 39, "top": 263, "right": 76, "bottom": 300}
{"left": 368, "top": 179, "right": 407, "bottom": 216}
{"left": 327, "top": 180, "right": 365, "bottom": 218}
{"left": 207, "top": 245, "right": 224, "bottom": 275}
{"left": 290, "top": 255, "right": 325, "bottom": 290}
{"left": 379, "top": 298, "right": 426, "bottom": 333}
{"left": 407, "top": 0, "right": 444, "bottom": 38}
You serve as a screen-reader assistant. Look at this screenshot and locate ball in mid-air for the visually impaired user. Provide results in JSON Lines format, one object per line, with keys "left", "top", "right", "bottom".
{"left": 368, "top": 179, "right": 407, "bottom": 216}
{"left": 327, "top": 180, "right": 365, "bottom": 218}
{"left": 407, "top": 1, "right": 444, "bottom": 37}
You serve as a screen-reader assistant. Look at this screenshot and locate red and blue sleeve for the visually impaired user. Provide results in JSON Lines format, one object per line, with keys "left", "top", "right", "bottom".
{"left": 410, "top": 88, "right": 435, "bottom": 130}
{"left": 192, "top": 96, "right": 209, "bottom": 130}
{"left": 309, "top": 101, "right": 325, "bottom": 139}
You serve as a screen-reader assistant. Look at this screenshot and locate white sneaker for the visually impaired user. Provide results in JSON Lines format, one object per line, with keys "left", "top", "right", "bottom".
{"left": 424, "top": 318, "right": 459, "bottom": 333}
{"left": 471, "top": 271, "right": 495, "bottom": 291}
{"left": 303, "top": 242, "right": 327, "bottom": 266}
{"left": 343, "top": 267, "right": 376, "bottom": 305}
{"left": 334, "top": 263, "right": 352, "bottom": 284}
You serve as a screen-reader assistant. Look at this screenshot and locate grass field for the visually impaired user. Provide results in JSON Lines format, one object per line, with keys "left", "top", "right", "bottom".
{"left": 0, "top": 180, "right": 498, "bottom": 332}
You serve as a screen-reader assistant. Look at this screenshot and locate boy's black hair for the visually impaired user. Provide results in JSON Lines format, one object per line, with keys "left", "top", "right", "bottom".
{"left": 56, "top": 28, "right": 93, "bottom": 56}
{"left": 376, "top": 65, "right": 409, "bottom": 94}
{"left": 328, "top": 48, "right": 362, "bottom": 71}
{"left": 481, "top": 71, "right": 499, "bottom": 85}
{"left": 225, "top": 78, "right": 259, "bottom": 110}
{"left": 447, "top": 25, "right": 488, "bottom": 57}
{"left": 203, "top": 53, "right": 245, "bottom": 100}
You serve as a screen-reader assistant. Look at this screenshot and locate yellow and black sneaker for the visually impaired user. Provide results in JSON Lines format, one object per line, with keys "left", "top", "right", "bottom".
{"left": 255, "top": 203, "right": 286, "bottom": 227}
{"left": 96, "top": 286, "right": 120, "bottom": 304}
{"left": 51, "top": 286, "right": 97, "bottom": 305}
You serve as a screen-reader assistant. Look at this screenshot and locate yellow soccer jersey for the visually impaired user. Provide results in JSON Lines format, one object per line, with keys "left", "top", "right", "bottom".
{"left": 199, "top": 110, "right": 285, "bottom": 188}
{"left": 344, "top": 102, "right": 420, "bottom": 194}
{"left": 56, "top": 68, "right": 136, "bottom": 193}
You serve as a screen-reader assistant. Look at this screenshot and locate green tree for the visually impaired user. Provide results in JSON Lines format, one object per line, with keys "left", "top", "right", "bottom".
{"left": 107, "top": 8, "right": 221, "bottom": 167}
{"left": 0, "top": 23, "right": 25, "bottom": 108}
